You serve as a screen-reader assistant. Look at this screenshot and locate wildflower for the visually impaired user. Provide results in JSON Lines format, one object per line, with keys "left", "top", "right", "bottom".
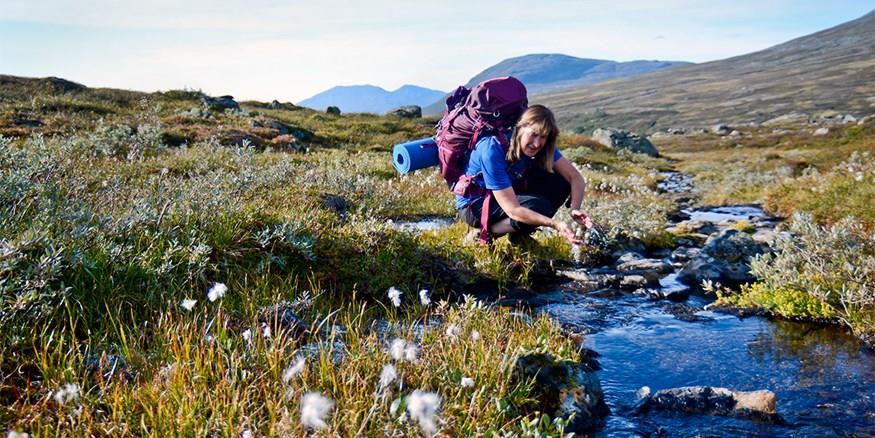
{"left": 390, "top": 339, "right": 406, "bottom": 361}
{"left": 207, "top": 282, "right": 227, "bottom": 302}
{"left": 387, "top": 287, "right": 402, "bottom": 307}
{"left": 470, "top": 330, "right": 481, "bottom": 341}
{"left": 242, "top": 328, "right": 252, "bottom": 343}
{"left": 180, "top": 298, "right": 197, "bottom": 311}
{"left": 379, "top": 364, "right": 397, "bottom": 390}
{"left": 419, "top": 289, "right": 430, "bottom": 306}
{"left": 240, "top": 430, "right": 253, "bottom": 438}
{"left": 283, "top": 357, "right": 306, "bottom": 383}
{"left": 7, "top": 431, "right": 29, "bottom": 438}
{"left": 444, "top": 324, "right": 460, "bottom": 340}
{"left": 407, "top": 390, "right": 441, "bottom": 436}
{"left": 300, "top": 392, "right": 334, "bottom": 430}
{"left": 460, "top": 377, "right": 474, "bottom": 388}
{"left": 53, "top": 383, "right": 80, "bottom": 405}
{"left": 404, "top": 344, "right": 419, "bottom": 362}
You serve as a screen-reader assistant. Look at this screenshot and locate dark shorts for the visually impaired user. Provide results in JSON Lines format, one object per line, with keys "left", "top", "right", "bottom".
{"left": 458, "top": 168, "right": 571, "bottom": 235}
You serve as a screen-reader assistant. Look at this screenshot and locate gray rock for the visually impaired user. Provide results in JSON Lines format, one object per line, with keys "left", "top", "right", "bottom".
{"left": 326, "top": 106, "right": 341, "bottom": 115}
{"left": 202, "top": 95, "right": 240, "bottom": 111}
{"left": 268, "top": 100, "right": 282, "bottom": 109}
{"left": 617, "top": 258, "right": 674, "bottom": 275}
{"left": 762, "top": 112, "right": 808, "bottom": 126}
{"left": 321, "top": 194, "right": 349, "bottom": 219}
{"left": 82, "top": 351, "right": 132, "bottom": 383}
{"left": 620, "top": 275, "right": 648, "bottom": 290}
{"left": 386, "top": 105, "right": 422, "bottom": 118}
{"left": 677, "top": 230, "right": 767, "bottom": 290}
{"left": 813, "top": 127, "right": 830, "bottom": 136}
{"left": 515, "top": 353, "right": 609, "bottom": 433}
{"left": 636, "top": 385, "right": 782, "bottom": 422}
{"left": 858, "top": 115, "right": 872, "bottom": 125}
{"left": 711, "top": 124, "right": 732, "bottom": 135}
{"left": 670, "top": 246, "right": 701, "bottom": 264}
{"left": 592, "top": 128, "right": 659, "bottom": 157}
{"left": 729, "top": 130, "right": 742, "bottom": 137}
{"left": 842, "top": 114, "right": 857, "bottom": 124}
{"left": 259, "top": 304, "right": 309, "bottom": 340}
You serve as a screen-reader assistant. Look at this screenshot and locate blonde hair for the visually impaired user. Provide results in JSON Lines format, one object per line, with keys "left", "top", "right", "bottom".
{"left": 506, "top": 104, "right": 559, "bottom": 173}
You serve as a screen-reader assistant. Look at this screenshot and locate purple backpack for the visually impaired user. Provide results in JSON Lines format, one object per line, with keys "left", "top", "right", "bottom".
{"left": 435, "top": 77, "right": 528, "bottom": 243}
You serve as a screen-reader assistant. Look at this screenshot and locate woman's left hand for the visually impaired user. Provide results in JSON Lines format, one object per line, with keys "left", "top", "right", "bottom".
{"left": 571, "top": 209, "right": 594, "bottom": 229}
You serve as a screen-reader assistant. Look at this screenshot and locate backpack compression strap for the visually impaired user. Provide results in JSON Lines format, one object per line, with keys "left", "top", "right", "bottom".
{"left": 477, "top": 128, "right": 512, "bottom": 246}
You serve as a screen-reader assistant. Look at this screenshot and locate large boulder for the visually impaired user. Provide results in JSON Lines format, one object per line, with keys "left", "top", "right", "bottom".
{"left": 636, "top": 386, "right": 782, "bottom": 422}
{"left": 386, "top": 105, "right": 422, "bottom": 118}
{"left": 591, "top": 128, "right": 659, "bottom": 157}
{"left": 326, "top": 106, "right": 341, "bottom": 115}
{"left": 202, "top": 95, "right": 240, "bottom": 111}
{"left": 677, "top": 229, "right": 767, "bottom": 290}
{"left": 515, "top": 352, "right": 609, "bottom": 433}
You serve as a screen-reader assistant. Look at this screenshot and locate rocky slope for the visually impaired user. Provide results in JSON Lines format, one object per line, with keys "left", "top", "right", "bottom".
{"left": 537, "top": 9, "right": 875, "bottom": 133}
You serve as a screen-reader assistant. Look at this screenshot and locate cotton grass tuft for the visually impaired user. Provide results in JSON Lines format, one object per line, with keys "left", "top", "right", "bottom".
{"left": 300, "top": 392, "right": 334, "bottom": 430}
{"left": 387, "top": 287, "right": 402, "bottom": 307}
{"left": 207, "top": 282, "right": 227, "bottom": 302}
{"left": 407, "top": 390, "right": 441, "bottom": 436}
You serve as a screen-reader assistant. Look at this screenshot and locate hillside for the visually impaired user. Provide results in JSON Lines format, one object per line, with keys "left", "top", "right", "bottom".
{"left": 424, "top": 54, "right": 687, "bottom": 115}
{"left": 299, "top": 84, "right": 445, "bottom": 114}
{"left": 537, "top": 9, "right": 875, "bottom": 133}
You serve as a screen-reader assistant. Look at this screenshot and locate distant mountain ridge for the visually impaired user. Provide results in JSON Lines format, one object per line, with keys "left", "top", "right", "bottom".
{"left": 299, "top": 84, "right": 445, "bottom": 114}
{"left": 537, "top": 9, "right": 875, "bottom": 133}
{"left": 424, "top": 54, "right": 689, "bottom": 115}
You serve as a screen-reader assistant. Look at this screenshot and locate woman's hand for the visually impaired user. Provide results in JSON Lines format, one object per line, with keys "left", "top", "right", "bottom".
{"left": 571, "top": 209, "right": 594, "bottom": 229}
{"left": 552, "top": 220, "right": 582, "bottom": 245}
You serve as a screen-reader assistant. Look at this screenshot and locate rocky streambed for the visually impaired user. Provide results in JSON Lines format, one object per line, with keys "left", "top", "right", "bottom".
{"left": 391, "top": 171, "right": 874, "bottom": 435}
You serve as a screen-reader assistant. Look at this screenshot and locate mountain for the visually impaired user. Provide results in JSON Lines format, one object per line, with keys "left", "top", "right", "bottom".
{"left": 537, "top": 9, "right": 875, "bottom": 133}
{"left": 424, "top": 54, "right": 689, "bottom": 115}
{"left": 298, "top": 84, "right": 446, "bottom": 114}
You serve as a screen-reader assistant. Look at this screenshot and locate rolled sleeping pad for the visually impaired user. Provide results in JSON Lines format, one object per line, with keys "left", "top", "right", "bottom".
{"left": 392, "top": 137, "right": 439, "bottom": 174}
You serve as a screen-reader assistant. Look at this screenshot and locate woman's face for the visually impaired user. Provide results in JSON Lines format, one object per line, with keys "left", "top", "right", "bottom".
{"left": 519, "top": 124, "right": 548, "bottom": 158}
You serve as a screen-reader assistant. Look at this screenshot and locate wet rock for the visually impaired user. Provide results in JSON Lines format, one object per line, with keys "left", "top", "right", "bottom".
{"left": 592, "top": 128, "right": 659, "bottom": 157}
{"left": 670, "top": 220, "right": 718, "bottom": 235}
{"left": 259, "top": 304, "right": 309, "bottom": 340}
{"left": 677, "top": 230, "right": 767, "bottom": 291}
{"left": 670, "top": 246, "right": 701, "bottom": 264}
{"left": 662, "top": 303, "right": 711, "bottom": 321}
{"left": 617, "top": 258, "right": 673, "bottom": 275}
{"left": 325, "top": 106, "right": 341, "bottom": 115}
{"left": 667, "top": 210, "right": 691, "bottom": 222}
{"left": 620, "top": 275, "right": 648, "bottom": 290}
{"left": 202, "top": 95, "right": 240, "bottom": 111}
{"left": 615, "top": 252, "right": 643, "bottom": 264}
{"left": 515, "top": 353, "right": 609, "bottom": 433}
{"left": 636, "top": 386, "right": 782, "bottom": 422}
{"left": 386, "top": 105, "right": 422, "bottom": 118}
{"left": 556, "top": 268, "right": 620, "bottom": 290}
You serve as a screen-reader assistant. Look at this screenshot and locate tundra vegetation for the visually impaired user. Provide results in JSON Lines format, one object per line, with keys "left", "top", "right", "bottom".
{"left": 0, "top": 77, "right": 873, "bottom": 434}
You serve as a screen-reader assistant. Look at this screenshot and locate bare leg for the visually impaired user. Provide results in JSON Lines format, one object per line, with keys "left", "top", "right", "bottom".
{"left": 489, "top": 218, "right": 514, "bottom": 236}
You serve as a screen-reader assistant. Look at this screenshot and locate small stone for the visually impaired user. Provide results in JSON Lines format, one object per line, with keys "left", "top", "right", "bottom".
{"left": 813, "top": 127, "right": 830, "bottom": 136}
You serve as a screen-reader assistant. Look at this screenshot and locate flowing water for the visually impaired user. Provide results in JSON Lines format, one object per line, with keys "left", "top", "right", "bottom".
{"left": 538, "top": 172, "right": 875, "bottom": 436}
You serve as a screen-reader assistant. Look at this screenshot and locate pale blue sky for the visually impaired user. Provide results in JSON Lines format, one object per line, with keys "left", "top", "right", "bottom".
{"left": 1, "top": 1, "right": 872, "bottom": 102}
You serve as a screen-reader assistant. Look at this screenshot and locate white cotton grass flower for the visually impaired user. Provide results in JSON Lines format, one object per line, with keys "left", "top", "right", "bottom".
{"left": 7, "top": 431, "right": 29, "bottom": 438}
{"left": 240, "top": 430, "right": 253, "bottom": 438}
{"left": 300, "top": 392, "right": 334, "bottom": 430}
{"left": 379, "top": 364, "right": 397, "bottom": 390}
{"left": 460, "top": 377, "right": 474, "bottom": 388}
{"left": 389, "top": 339, "right": 406, "bottom": 361}
{"left": 260, "top": 323, "right": 272, "bottom": 339}
{"left": 180, "top": 298, "right": 197, "bottom": 311}
{"left": 207, "top": 282, "right": 228, "bottom": 302}
{"left": 406, "top": 390, "right": 441, "bottom": 436}
{"left": 283, "top": 357, "right": 306, "bottom": 384}
{"left": 387, "top": 287, "right": 402, "bottom": 307}
{"left": 470, "top": 330, "right": 481, "bottom": 341}
{"left": 53, "top": 383, "right": 80, "bottom": 405}
{"left": 419, "top": 289, "right": 431, "bottom": 306}
{"left": 444, "top": 324, "right": 460, "bottom": 340}
{"left": 404, "top": 344, "right": 419, "bottom": 362}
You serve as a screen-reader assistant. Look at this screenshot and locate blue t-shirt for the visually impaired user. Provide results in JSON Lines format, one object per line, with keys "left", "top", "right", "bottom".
{"left": 455, "top": 135, "right": 563, "bottom": 210}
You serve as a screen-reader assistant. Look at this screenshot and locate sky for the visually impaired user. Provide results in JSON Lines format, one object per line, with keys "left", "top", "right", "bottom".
{"left": 1, "top": 1, "right": 873, "bottom": 103}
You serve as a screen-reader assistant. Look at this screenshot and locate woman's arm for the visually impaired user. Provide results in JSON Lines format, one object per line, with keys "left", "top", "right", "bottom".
{"left": 492, "top": 186, "right": 579, "bottom": 243}
{"left": 553, "top": 157, "right": 593, "bottom": 228}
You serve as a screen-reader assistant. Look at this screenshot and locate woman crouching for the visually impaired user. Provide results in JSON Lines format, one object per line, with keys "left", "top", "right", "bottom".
{"left": 456, "top": 104, "right": 593, "bottom": 245}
